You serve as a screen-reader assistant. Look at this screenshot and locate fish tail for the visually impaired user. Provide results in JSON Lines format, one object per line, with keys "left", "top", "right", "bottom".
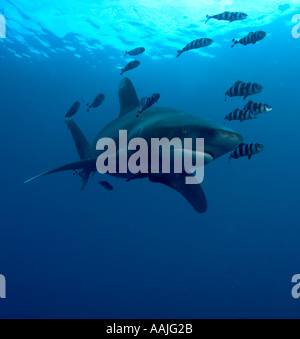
{"left": 124, "top": 51, "right": 127, "bottom": 57}
{"left": 176, "top": 50, "right": 182, "bottom": 58}
{"left": 231, "top": 39, "right": 238, "bottom": 48}
{"left": 205, "top": 15, "right": 211, "bottom": 24}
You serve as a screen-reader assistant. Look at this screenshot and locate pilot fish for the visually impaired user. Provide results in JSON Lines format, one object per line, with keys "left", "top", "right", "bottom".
{"left": 65, "top": 101, "right": 81, "bottom": 120}
{"left": 124, "top": 47, "right": 145, "bottom": 57}
{"left": 137, "top": 93, "right": 161, "bottom": 116}
{"left": 232, "top": 31, "right": 267, "bottom": 48}
{"left": 229, "top": 143, "right": 264, "bottom": 163}
{"left": 244, "top": 100, "right": 273, "bottom": 114}
{"left": 225, "top": 81, "right": 263, "bottom": 101}
{"left": 225, "top": 109, "right": 258, "bottom": 122}
{"left": 87, "top": 94, "right": 105, "bottom": 112}
{"left": 205, "top": 11, "right": 248, "bottom": 24}
{"left": 177, "top": 38, "right": 213, "bottom": 58}
{"left": 120, "top": 60, "right": 141, "bottom": 76}
{"left": 99, "top": 181, "right": 114, "bottom": 191}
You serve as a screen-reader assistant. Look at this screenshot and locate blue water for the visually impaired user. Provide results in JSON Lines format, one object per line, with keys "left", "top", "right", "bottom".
{"left": 0, "top": 0, "right": 300, "bottom": 319}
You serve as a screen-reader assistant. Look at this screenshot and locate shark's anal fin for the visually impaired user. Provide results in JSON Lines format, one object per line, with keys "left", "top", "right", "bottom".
{"left": 149, "top": 174, "right": 208, "bottom": 213}
{"left": 66, "top": 119, "right": 90, "bottom": 160}
{"left": 119, "top": 77, "right": 140, "bottom": 117}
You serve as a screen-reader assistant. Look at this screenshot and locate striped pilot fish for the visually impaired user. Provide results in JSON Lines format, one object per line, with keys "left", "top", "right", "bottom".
{"left": 229, "top": 143, "right": 264, "bottom": 163}
{"left": 225, "top": 109, "right": 258, "bottom": 123}
{"left": 177, "top": 38, "right": 213, "bottom": 58}
{"left": 225, "top": 81, "right": 263, "bottom": 101}
{"left": 120, "top": 60, "right": 141, "bottom": 76}
{"left": 99, "top": 181, "right": 114, "bottom": 191}
{"left": 232, "top": 31, "right": 267, "bottom": 48}
{"left": 137, "top": 93, "right": 161, "bottom": 116}
{"left": 244, "top": 100, "right": 273, "bottom": 114}
{"left": 205, "top": 11, "right": 248, "bottom": 24}
{"left": 124, "top": 47, "right": 145, "bottom": 57}
{"left": 65, "top": 101, "right": 81, "bottom": 120}
{"left": 87, "top": 93, "right": 105, "bottom": 112}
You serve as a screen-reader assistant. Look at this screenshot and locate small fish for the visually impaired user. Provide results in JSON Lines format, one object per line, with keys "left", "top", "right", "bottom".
{"left": 232, "top": 31, "right": 267, "bottom": 48}
{"left": 205, "top": 11, "right": 248, "bottom": 24}
{"left": 125, "top": 47, "right": 145, "bottom": 57}
{"left": 225, "top": 109, "right": 258, "bottom": 122}
{"left": 244, "top": 100, "right": 273, "bottom": 113}
{"left": 120, "top": 60, "right": 141, "bottom": 76}
{"left": 225, "top": 81, "right": 263, "bottom": 101}
{"left": 99, "top": 181, "right": 114, "bottom": 191}
{"left": 229, "top": 143, "right": 264, "bottom": 163}
{"left": 177, "top": 38, "right": 213, "bottom": 58}
{"left": 87, "top": 94, "right": 105, "bottom": 112}
{"left": 137, "top": 93, "right": 160, "bottom": 116}
{"left": 65, "top": 101, "right": 81, "bottom": 120}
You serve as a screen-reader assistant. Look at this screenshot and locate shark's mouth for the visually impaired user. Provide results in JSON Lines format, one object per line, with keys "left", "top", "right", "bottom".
{"left": 205, "top": 151, "right": 215, "bottom": 160}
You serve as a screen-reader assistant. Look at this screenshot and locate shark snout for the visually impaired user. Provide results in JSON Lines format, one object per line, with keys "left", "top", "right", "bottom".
{"left": 204, "top": 129, "right": 243, "bottom": 160}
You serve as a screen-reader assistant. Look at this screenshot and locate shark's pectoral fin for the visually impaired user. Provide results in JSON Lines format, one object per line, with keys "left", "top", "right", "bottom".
{"left": 149, "top": 174, "right": 208, "bottom": 213}
{"left": 119, "top": 77, "right": 140, "bottom": 117}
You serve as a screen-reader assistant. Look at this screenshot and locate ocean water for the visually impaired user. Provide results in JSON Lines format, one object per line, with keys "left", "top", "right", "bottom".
{"left": 0, "top": 0, "right": 300, "bottom": 319}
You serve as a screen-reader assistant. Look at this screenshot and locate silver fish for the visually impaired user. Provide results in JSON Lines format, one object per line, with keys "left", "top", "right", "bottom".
{"left": 232, "top": 31, "right": 267, "bottom": 48}
{"left": 229, "top": 143, "right": 264, "bottom": 163}
{"left": 99, "top": 181, "right": 114, "bottom": 191}
{"left": 87, "top": 94, "right": 105, "bottom": 112}
{"left": 206, "top": 11, "right": 248, "bottom": 24}
{"left": 177, "top": 38, "right": 213, "bottom": 58}
{"left": 65, "top": 101, "right": 81, "bottom": 120}
{"left": 120, "top": 60, "right": 141, "bottom": 76}
{"left": 225, "top": 109, "right": 258, "bottom": 122}
{"left": 137, "top": 93, "right": 160, "bottom": 116}
{"left": 125, "top": 47, "right": 145, "bottom": 57}
{"left": 244, "top": 100, "right": 273, "bottom": 113}
{"left": 225, "top": 81, "right": 263, "bottom": 101}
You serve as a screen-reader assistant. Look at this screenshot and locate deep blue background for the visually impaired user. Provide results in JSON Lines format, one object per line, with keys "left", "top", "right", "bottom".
{"left": 0, "top": 7, "right": 300, "bottom": 319}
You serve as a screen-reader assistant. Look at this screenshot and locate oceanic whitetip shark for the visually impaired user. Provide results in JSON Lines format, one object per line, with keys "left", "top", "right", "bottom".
{"left": 25, "top": 78, "right": 243, "bottom": 213}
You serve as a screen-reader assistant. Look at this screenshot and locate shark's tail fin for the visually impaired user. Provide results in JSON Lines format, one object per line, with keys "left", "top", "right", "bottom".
{"left": 24, "top": 159, "right": 96, "bottom": 184}
{"left": 231, "top": 39, "right": 238, "bottom": 48}
{"left": 25, "top": 120, "right": 95, "bottom": 189}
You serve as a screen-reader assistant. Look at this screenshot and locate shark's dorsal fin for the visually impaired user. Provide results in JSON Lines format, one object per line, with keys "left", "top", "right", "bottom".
{"left": 119, "top": 77, "right": 140, "bottom": 117}
{"left": 66, "top": 119, "right": 91, "bottom": 160}
{"left": 149, "top": 174, "right": 208, "bottom": 213}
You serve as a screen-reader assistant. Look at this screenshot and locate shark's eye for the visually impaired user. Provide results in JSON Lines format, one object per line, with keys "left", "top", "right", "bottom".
{"left": 182, "top": 127, "right": 188, "bottom": 135}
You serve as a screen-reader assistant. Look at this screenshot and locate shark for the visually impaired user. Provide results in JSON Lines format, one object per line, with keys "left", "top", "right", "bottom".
{"left": 25, "top": 78, "right": 243, "bottom": 213}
